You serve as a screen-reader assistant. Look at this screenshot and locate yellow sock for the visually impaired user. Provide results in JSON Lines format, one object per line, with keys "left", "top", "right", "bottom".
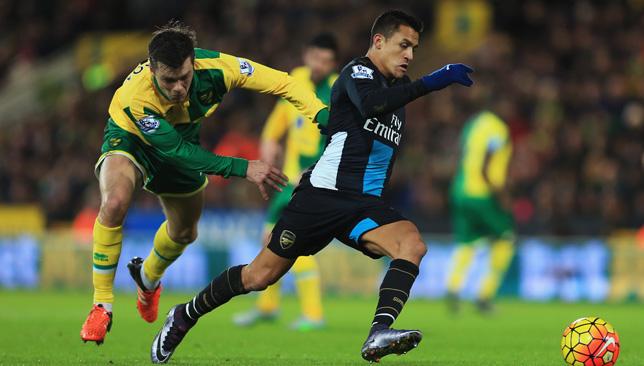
{"left": 446, "top": 245, "right": 475, "bottom": 294}
{"left": 92, "top": 219, "right": 123, "bottom": 305}
{"left": 142, "top": 221, "right": 188, "bottom": 284}
{"left": 256, "top": 282, "right": 281, "bottom": 313}
{"left": 292, "top": 256, "right": 323, "bottom": 321}
{"left": 479, "top": 239, "right": 515, "bottom": 300}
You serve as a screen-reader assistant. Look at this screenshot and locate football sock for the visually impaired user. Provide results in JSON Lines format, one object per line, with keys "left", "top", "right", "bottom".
{"left": 92, "top": 219, "right": 123, "bottom": 305}
{"left": 479, "top": 238, "right": 514, "bottom": 300}
{"left": 183, "top": 265, "right": 249, "bottom": 324}
{"left": 371, "top": 259, "right": 419, "bottom": 329}
{"left": 446, "top": 245, "right": 475, "bottom": 294}
{"left": 292, "top": 256, "right": 323, "bottom": 321}
{"left": 256, "top": 281, "right": 280, "bottom": 314}
{"left": 142, "top": 221, "right": 188, "bottom": 289}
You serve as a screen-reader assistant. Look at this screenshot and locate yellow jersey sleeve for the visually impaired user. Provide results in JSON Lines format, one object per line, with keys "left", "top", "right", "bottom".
{"left": 485, "top": 119, "right": 512, "bottom": 190}
{"left": 215, "top": 53, "right": 326, "bottom": 122}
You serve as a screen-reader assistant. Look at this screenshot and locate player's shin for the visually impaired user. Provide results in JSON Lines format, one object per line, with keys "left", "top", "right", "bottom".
{"left": 446, "top": 245, "right": 475, "bottom": 294}
{"left": 142, "top": 221, "right": 189, "bottom": 289}
{"left": 181, "top": 264, "right": 250, "bottom": 324}
{"left": 292, "top": 256, "right": 323, "bottom": 322}
{"left": 92, "top": 219, "right": 123, "bottom": 309}
{"left": 478, "top": 238, "right": 514, "bottom": 301}
{"left": 370, "top": 259, "right": 419, "bottom": 332}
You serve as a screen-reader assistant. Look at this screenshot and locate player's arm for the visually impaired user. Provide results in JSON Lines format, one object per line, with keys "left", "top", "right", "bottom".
{"left": 482, "top": 135, "right": 511, "bottom": 208}
{"left": 260, "top": 100, "right": 290, "bottom": 165}
{"left": 481, "top": 149, "right": 497, "bottom": 190}
{"left": 345, "top": 63, "right": 474, "bottom": 118}
{"left": 221, "top": 54, "right": 329, "bottom": 126}
{"left": 133, "top": 114, "right": 247, "bottom": 177}
{"left": 133, "top": 113, "right": 287, "bottom": 199}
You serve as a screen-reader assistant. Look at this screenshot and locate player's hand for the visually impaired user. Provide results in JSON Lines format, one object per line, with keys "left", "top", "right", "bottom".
{"left": 421, "top": 63, "right": 474, "bottom": 91}
{"left": 245, "top": 160, "right": 288, "bottom": 200}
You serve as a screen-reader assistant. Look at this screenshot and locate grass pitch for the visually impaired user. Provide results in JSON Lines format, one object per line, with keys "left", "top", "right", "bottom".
{"left": 0, "top": 291, "right": 642, "bottom": 365}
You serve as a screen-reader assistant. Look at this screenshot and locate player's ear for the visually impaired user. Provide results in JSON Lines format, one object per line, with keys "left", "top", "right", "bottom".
{"left": 373, "top": 34, "right": 384, "bottom": 50}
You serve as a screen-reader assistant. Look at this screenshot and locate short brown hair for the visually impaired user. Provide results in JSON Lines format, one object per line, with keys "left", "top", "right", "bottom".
{"left": 148, "top": 20, "right": 197, "bottom": 69}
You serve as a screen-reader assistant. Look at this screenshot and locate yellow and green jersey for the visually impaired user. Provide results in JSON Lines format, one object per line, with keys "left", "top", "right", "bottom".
{"left": 451, "top": 111, "right": 512, "bottom": 199}
{"left": 260, "top": 66, "right": 337, "bottom": 184}
{"left": 107, "top": 48, "right": 327, "bottom": 178}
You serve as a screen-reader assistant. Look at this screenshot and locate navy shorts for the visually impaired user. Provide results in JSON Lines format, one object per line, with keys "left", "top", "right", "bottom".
{"left": 267, "top": 186, "right": 406, "bottom": 259}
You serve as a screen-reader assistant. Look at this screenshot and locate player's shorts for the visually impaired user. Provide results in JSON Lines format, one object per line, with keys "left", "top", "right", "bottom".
{"left": 94, "top": 118, "right": 208, "bottom": 197}
{"left": 267, "top": 186, "right": 406, "bottom": 259}
{"left": 450, "top": 195, "right": 514, "bottom": 244}
{"left": 265, "top": 183, "right": 296, "bottom": 226}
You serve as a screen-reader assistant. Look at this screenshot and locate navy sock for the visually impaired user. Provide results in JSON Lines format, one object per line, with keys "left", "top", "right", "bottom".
{"left": 181, "top": 265, "right": 249, "bottom": 324}
{"left": 371, "top": 259, "right": 419, "bottom": 330}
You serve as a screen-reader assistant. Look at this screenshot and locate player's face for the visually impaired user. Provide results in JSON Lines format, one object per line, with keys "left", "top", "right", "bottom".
{"left": 379, "top": 25, "right": 419, "bottom": 79}
{"left": 303, "top": 46, "right": 336, "bottom": 84}
{"left": 151, "top": 56, "right": 194, "bottom": 103}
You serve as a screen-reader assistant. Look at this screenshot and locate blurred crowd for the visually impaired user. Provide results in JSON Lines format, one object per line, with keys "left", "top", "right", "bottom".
{"left": 0, "top": 0, "right": 642, "bottom": 235}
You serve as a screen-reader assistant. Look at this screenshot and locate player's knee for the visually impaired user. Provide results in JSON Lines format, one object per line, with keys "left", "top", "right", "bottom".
{"left": 244, "top": 267, "right": 279, "bottom": 291}
{"left": 400, "top": 235, "right": 427, "bottom": 262}
{"left": 99, "top": 194, "right": 130, "bottom": 226}
{"left": 409, "top": 239, "right": 428, "bottom": 259}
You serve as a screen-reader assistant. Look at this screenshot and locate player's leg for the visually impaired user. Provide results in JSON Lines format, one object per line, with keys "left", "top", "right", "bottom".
{"left": 357, "top": 219, "right": 427, "bottom": 362}
{"left": 129, "top": 189, "right": 205, "bottom": 323}
{"left": 362, "top": 220, "right": 426, "bottom": 324}
{"left": 446, "top": 197, "right": 483, "bottom": 312}
{"left": 150, "top": 245, "right": 295, "bottom": 364}
{"left": 233, "top": 228, "right": 281, "bottom": 326}
{"left": 150, "top": 187, "right": 332, "bottom": 363}
{"left": 290, "top": 255, "right": 324, "bottom": 330}
{"left": 81, "top": 154, "right": 141, "bottom": 344}
{"left": 476, "top": 198, "right": 515, "bottom": 311}
{"left": 234, "top": 183, "right": 324, "bottom": 330}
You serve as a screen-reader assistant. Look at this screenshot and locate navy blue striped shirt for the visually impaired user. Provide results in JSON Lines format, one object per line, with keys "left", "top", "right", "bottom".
{"left": 301, "top": 57, "right": 430, "bottom": 197}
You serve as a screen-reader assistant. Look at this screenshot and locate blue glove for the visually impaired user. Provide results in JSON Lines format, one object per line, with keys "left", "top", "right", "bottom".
{"left": 421, "top": 63, "right": 474, "bottom": 91}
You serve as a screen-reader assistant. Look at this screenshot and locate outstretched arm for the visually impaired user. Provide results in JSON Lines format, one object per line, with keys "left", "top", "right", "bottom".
{"left": 346, "top": 63, "right": 474, "bottom": 118}
{"left": 133, "top": 115, "right": 287, "bottom": 199}
{"left": 222, "top": 54, "right": 329, "bottom": 125}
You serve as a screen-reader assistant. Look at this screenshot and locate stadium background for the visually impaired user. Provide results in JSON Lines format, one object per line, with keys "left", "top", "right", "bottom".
{"left": 0, "top": 1, "right": 643, "bottom": 364}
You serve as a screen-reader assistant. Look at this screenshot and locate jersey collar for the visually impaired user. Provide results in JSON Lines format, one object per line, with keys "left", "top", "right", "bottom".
{"left": 151, "top": 73, "right": 195, "bottom": 108}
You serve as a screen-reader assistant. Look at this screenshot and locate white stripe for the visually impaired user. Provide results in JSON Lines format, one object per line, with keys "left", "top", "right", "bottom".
{"left": 184, "top": 303, "right": 194, "bottom": 320}
{"left": 92, "top": 268, "right": 116, "bottom": 275}
{"left": 191, "top": 297, "right": 202, "bottom": 315}
{"left": 310, "top": 131, "right": 346, "bottom": 190}
{"left": 375, "top": 313, "right": 396, "bottom": 322}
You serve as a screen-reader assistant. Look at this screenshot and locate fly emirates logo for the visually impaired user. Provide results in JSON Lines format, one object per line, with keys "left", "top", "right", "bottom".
{"left": 363, "top": 114, "right": 403, "bottom": 146}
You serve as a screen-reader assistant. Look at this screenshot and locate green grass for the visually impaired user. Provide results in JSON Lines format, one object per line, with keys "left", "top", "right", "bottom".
{"left": 0, "top": 291, "right": 641, "bottom": 365}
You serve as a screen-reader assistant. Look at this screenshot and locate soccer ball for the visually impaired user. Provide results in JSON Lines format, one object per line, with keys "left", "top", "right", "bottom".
{"left": 561, "top": 316, "right": 620, "bottom": 366}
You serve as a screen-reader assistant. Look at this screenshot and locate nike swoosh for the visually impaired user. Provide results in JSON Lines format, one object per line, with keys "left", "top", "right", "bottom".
{"left": 597, "top": 336, "right": 616, "bottom": 356}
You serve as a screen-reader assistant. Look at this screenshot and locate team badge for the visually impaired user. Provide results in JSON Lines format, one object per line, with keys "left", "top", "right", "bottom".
{"left": 351, "top": 65, "right": 374, "bottom": 79}
{"left": 198, "top": 90, "right": 213, "bottom": 104}
{"left": 136, "top": 116, "right": 160, "bottom": 134}
{"left": 279, "top": 230, "right": 296, "bottom": 250}
{"left": 108, "top": 137, "right": 122, "bottom": 147}
{"left": 238, "top": 58, "right": 254, "bottom": 76}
